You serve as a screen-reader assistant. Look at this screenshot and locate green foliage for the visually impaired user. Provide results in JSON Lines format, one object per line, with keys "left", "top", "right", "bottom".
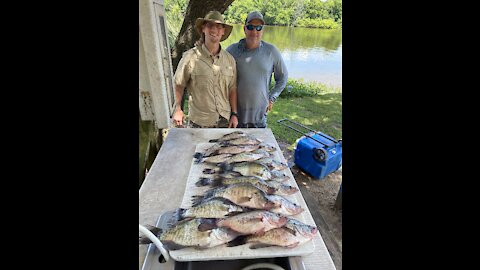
{"left": 296, "top": 18, "right": 340, "bottom": 29}
{"left": 224, "top": 0, "right": 342, "bottom": 29}
{"left": 164, "top": 0, "right": 188, "bottom": 48}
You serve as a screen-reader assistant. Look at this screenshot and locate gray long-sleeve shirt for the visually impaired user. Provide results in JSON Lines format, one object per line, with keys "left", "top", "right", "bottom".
{"left": 226, "top": 39, "right": 288, "bottom": 126}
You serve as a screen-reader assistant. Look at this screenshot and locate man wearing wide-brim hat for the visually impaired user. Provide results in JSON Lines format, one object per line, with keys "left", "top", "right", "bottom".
{"left": 172, "top": 10, "right": 238, "bottom": 128}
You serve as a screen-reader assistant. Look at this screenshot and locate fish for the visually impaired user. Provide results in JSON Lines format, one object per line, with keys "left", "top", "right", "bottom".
{"left": 221, "top": 151, "right": 269, "bottom": 164}
{"left": 217, "top": 162, "right": 272, "bottom": 180}
{"left": 196, "top": 175, "right": 277, "bottom": 195}
{"left": 220, "top": 135, "right": 263, "bottom": 146}
{"left": 199, "top": 210, "right": 289, "bottom": 236}
{"left": 227, "top": 218, "right": 318, "bottom": 249}
{"left": 258, "top": 143, "right": 277, "bottom": 152}
{"left": 208, "top": 131, "right": 247, "bottom": 143}
{"left": 255, "top": 157, "right": 289, "bottom": 171}
{"left": 265, "top": 194, "right": 304, "bottom": 216}
{"left": 191, "top": 182, "right": 276, "bottom": 210}
{"left": 264, "top": 181, "right": 299, "bottom": 195}
{"left": 194, "top": 153, "right": 233, "bottom": 164}
{"left": 270, "top": 170, "right": 290, "bottom": 182}
{"left": 194, "top": 143, "right": 223, "bottom": 159}
{"left": 139, "top": 218, "right": 240, "bottom": 250}
{"left": 173, "top": 197, "right": 247, "bottom": 222}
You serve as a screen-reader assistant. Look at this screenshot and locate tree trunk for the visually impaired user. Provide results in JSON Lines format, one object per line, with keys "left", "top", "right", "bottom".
{"left": 171, "top": 0, "right": 235, "bottom": 73}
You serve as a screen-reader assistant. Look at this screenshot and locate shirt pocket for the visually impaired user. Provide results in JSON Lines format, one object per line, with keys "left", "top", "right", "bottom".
{"left": 220, "top": 68, "right": 234, "bottom": 91}
{"left": 192, "top": 65, "right": 212, "bottom": 91}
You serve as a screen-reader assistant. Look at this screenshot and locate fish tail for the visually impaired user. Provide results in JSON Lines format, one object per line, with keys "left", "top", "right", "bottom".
{"left": 210, "top": 176, "right": 225, "bottom": 187}
{"left": 191, "top": 195, "right": 205, "bottom": 206}
{"left": 218, "top": 162, "right": 233, "bottom": 174}
{"left": 197, "top": 218, "right": 218, "bottom": 231}
{"left": 226, "top": 235, "right": 248, "bottom": 247}
{"left": 139, "top": 224, "right": 163, "bottom": 244}
{"left": 195, "top": 177, "right": 213, "bottom": 186}
{"left": 193, "top": 152, "right": 204, "bottom": 159}
{"left": 203, "top": 168, "right": 216, "bottom": 174}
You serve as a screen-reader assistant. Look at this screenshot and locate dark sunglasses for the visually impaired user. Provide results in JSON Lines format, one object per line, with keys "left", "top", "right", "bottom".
{"left": 246, "top": 24, "right": 263, "bottom": 31}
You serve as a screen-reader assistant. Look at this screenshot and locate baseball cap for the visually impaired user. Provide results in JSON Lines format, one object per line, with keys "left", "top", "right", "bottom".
{"left": 245, "top": 11, "right": 265, "bottom": 25}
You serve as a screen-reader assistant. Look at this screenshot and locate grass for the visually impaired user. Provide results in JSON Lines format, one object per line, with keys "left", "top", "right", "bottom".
{"left": 180, "top": 79, "right": 342, "bottom": 148}
{"left": 268, "top": 80, "right": 342, "bottom": 148}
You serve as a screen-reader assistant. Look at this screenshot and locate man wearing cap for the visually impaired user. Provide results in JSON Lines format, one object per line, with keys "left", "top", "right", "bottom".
{"left": 226, "top": 11, "right": 288, "bottom": 128}
{"left": 172, "top": 10, "right": 238, "bottom": 128}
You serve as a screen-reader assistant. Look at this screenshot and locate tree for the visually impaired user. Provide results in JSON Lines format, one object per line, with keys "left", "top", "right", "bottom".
{"left": 171, "top": 0, "right": 236, "bottom": 73}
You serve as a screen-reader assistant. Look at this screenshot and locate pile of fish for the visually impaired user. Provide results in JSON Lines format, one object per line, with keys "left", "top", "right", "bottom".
{"left": 139, "top": 131, "right": 318, "bottom": 252}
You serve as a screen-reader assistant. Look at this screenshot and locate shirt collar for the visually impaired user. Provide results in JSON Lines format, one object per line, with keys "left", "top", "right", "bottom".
{"left": 239, "top": 38, "right": 263, "bottom": 52}
{"left": 201, "top": 43, "right": 222, "bottom": 59}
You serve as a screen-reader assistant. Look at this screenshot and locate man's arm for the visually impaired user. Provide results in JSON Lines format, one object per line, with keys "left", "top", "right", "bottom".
{"left": 268, "top": 46, "right": 289, "bottom": 107}
{"left": 172, "top": 84, "right": 185, "bottom": 127}
{"left": 228, "top": 85, "right": 238, "bottom": 128}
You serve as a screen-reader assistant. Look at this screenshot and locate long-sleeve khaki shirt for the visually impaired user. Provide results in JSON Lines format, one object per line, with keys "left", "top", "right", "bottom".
{"left": 174, "top": 44, "right": 237, "bottom": 127}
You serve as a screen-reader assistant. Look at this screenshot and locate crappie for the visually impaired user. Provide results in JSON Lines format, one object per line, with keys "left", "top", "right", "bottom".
{"left": 196, "top": 175, "right": 277, "bottom": 195}
{"left": 173, "top": 197, "right": 247, "bottom": 221}
{"left": 200, "top": 210, "right": 288, "bottom": 235}
{"left": 139, "top": 219, "right": 240, "bottom": 250}
{"left": 194, "top": 153, "right": 233, "bottom": 165}
{"left": 229, "top": 218, "right": 318, "bottom": 249}
{"left": 265, "top": 194, "right": 304, "bottom": 216}
{"left": 208, "top": 131, "right": 247, "bottom": 142}
{"left": 191, "top": 182, "right": 275, "bottom": 210}
{"left": 217, "top": 162, "right": 272, "bottom": 180}
{"left": 264, "top": 180, "right": 299, "bottom": 195}
{"left": 222, "top": 151, "right": 268, "bottom": 164}
{"left": 220, "top": 135, "right": 263, "bottom": 146}
{"left": 255, "top": 157, "right": 288, "bottom": 171}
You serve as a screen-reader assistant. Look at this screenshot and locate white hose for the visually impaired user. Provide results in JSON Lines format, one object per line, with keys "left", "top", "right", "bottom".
{"left": 139, "top": 224, "right": 170, "bottom": 262}
{"left": 241, "top": 262, "right": 285, "bottom": 270}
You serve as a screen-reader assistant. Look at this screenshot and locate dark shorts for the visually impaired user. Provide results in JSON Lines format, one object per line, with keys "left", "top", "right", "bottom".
{"left": 189, "top": 117, "right": 229, "bottom": 128}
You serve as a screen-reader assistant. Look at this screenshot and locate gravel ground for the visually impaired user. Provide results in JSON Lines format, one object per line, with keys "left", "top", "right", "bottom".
{"left": 277, "top": 140, "right": 343, "bottom": 269}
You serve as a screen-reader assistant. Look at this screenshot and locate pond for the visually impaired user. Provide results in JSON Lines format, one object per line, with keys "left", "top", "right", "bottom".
{"left": 221, "top": 25, "right": 342, "bottom": 87}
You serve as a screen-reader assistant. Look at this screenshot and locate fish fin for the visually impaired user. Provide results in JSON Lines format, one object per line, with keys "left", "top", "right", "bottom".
{"left": 191, "top": 195, "right": 205, "bottom": 206}
{"left": 208, "top": 139, "right": 219, "bottom": 142}
{"left": 249, "top": 243, "right": 274, "bottom": 249}
{"left": 203, "top": 168, "right": 216, "bottom": 174}
{"left": 286, "top": 241, "right": 300, "bottom": 248}
{"left": 237, "top": 196, "right": 252, "bottom": 203}
{"left": 172, "top": 208, "right": 187, "bottom": 223}
{"left": 162, "top": 240, "right": 188, "bottom": 251}
{"left": 197, "top": 218, "right": 218, "bottom": 231}
{"left": 196, "top": 177, "right": 213, "bottom": 187}
{"left": 284, "top": 226, "right": 297, "bottom": 236}
{"left": 139, "top": 224, "right": 163, "bottom": 244}
{"left": 226, "top": 235, "right": 248, "bottom": 247}
{"left": 193, "top": 152, "right": 204, "bottom": 159}
{"left": 266, "top": 186, "right": 277, "bottom": 194}
{"left": 225, "top": 211, "right": 244, "bottom": 217}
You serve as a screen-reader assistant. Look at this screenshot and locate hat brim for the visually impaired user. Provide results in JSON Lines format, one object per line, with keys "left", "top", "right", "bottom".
{"left": 195, "top": 18, "right": 233, "bottom": 42}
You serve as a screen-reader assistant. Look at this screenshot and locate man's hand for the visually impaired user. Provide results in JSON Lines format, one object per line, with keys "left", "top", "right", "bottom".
{"left": 172, "top": 110, "right": 185, "bottom": 127}
{"left": 266, "top": 101, "right": 273, "bottom": 113}
{"left": 228, "top": 115, "right": 238, "bottom": 128}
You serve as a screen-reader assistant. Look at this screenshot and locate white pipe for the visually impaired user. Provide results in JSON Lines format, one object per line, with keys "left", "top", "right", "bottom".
{"left": 241, "top": 263, "right": 285, "bottom": 270}
{"left": 139, "top": 224, "right": 170, "bottom": 262}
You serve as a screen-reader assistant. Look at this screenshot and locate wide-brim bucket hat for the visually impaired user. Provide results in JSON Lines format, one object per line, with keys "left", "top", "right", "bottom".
{"left": 195, "top": 10, "right": 233, "bottom": 42}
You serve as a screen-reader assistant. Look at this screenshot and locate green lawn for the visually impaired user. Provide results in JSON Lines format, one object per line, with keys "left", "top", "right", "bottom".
{"left": 268, "top": 92, "right": 342, "bottom": 147}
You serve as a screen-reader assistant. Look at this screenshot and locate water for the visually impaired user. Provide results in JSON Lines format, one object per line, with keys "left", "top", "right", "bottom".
{"left": 221, "top": 25, "right": 342, "bottom": 87}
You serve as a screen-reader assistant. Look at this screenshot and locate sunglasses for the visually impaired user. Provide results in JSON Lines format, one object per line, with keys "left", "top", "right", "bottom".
{"left": 246, "top": 24, "right": 263, "bottom": 31}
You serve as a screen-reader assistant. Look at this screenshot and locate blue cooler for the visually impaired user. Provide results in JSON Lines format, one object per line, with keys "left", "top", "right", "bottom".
{"left": 277, "top": 118, "right": 342, "bottom": 180}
